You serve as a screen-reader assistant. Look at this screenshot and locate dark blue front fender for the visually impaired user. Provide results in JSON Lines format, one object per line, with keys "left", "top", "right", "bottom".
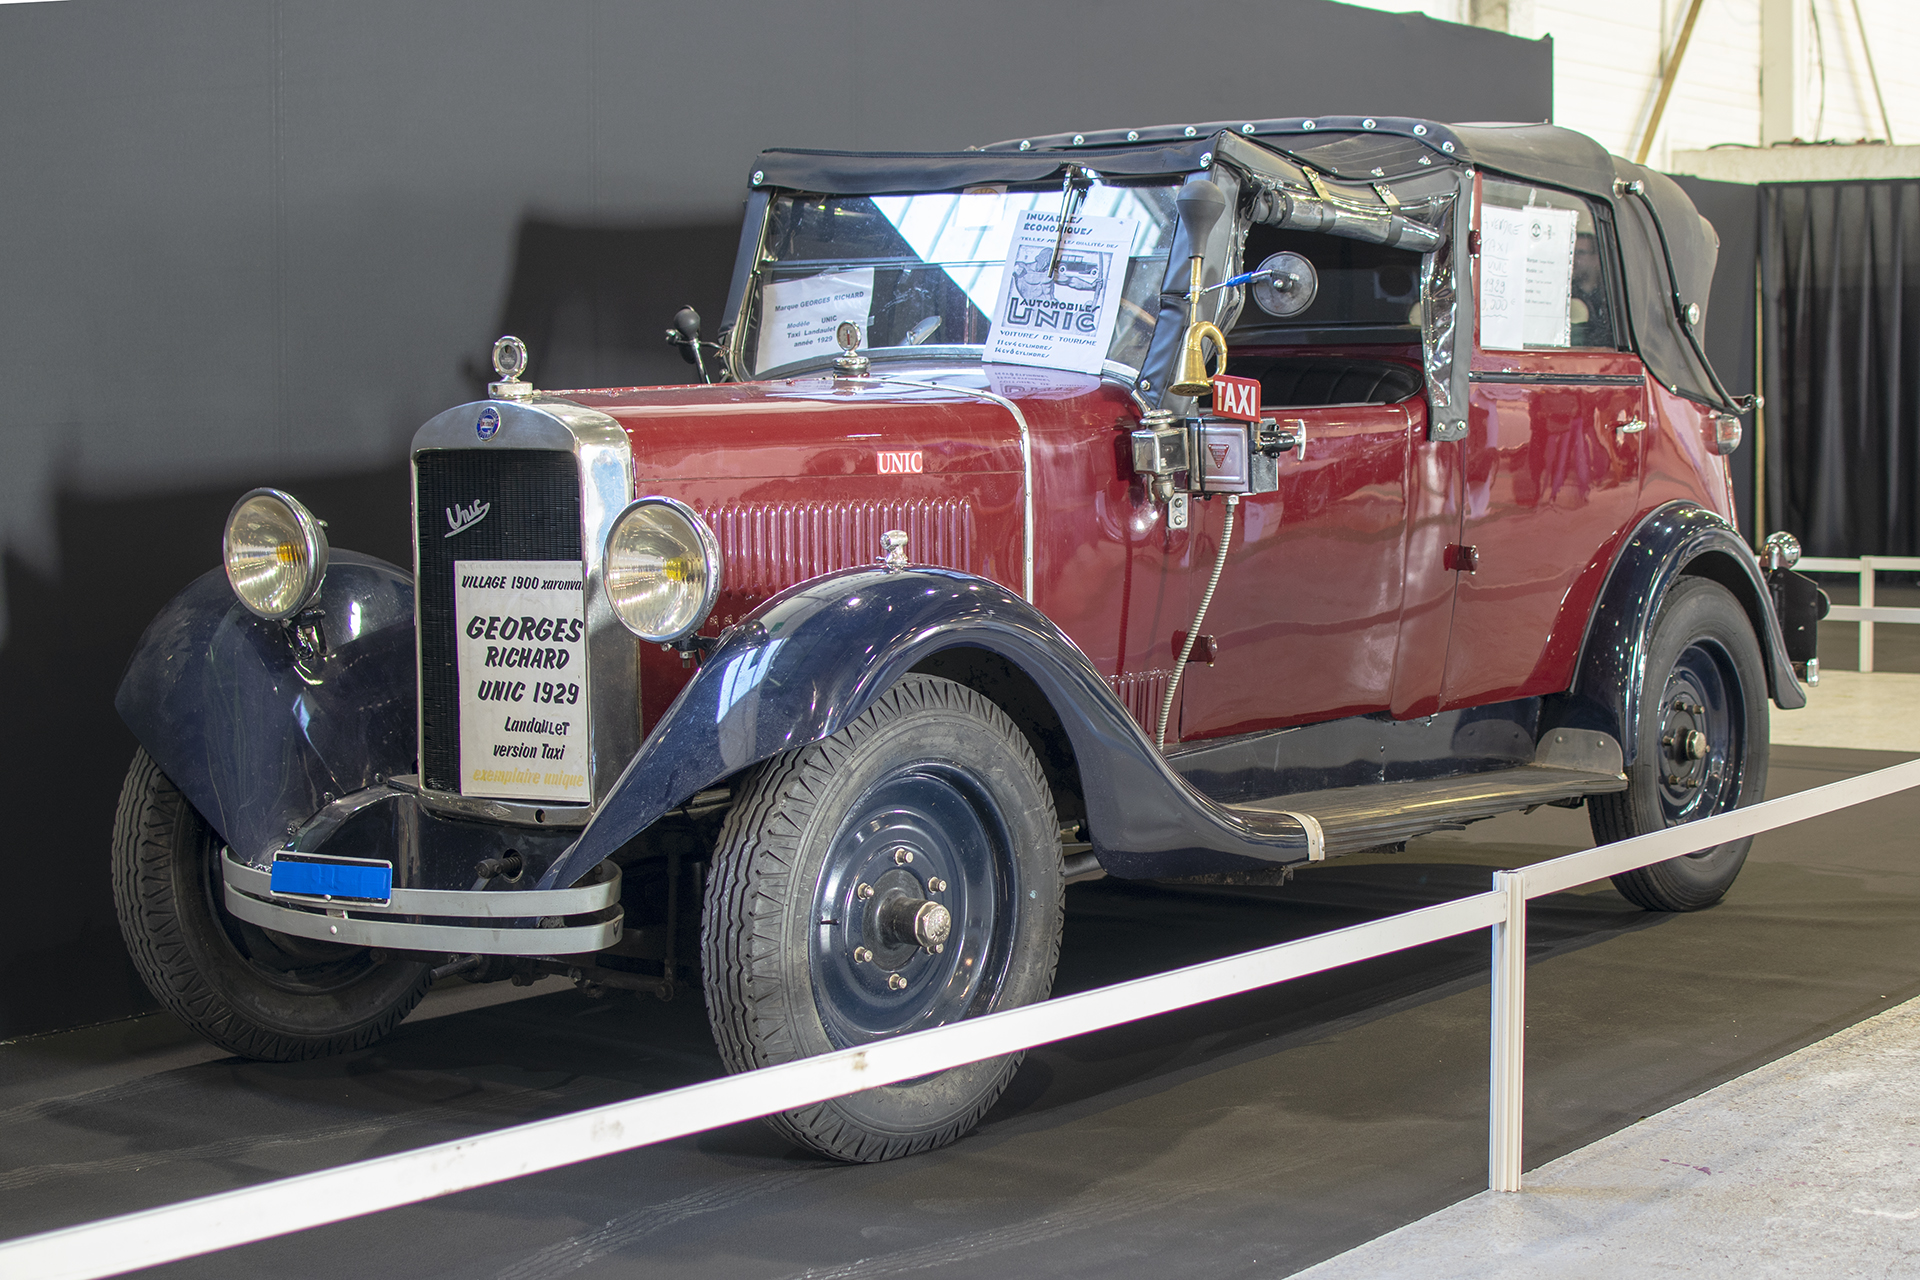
{"left": 115, "top": 551, "right": 417, "bottom": 864}
{"left": 541, "top": 567, "right": 1310, "bottom": 888}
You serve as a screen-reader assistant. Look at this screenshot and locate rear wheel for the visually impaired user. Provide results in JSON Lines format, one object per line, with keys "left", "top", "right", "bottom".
{"left": 111, "top": 747, "right": 430, "bottom": 1059}
{"left": 1590, "top": 577, "right": 1770, "bottom": 911}
{"left": 701, "top": 674, "right": 1063, "bottom": 1162}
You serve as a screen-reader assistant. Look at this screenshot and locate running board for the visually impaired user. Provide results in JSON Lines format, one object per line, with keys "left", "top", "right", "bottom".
{"left": 1230, "top": 730, "right": 1627, "bottom": 860}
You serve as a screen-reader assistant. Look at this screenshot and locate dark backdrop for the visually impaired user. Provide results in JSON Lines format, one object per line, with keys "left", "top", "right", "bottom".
{"left": 0, "top": 0, "right": 1553, "bottom": 1039}
{"left": 1761, "top": 180, "right": 1920, "bottom": 555}
{"left": 1673, "top": 176, "right": 1762, "bottom": 536}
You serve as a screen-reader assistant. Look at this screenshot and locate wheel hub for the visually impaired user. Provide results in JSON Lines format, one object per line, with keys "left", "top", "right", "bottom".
{"left": 806, "top": 763, "right": 1015, "bottom": 1047}
{"left": 877, "top": 893, "right": 951, "bottom": 951}
{"left": 1654, "top": 645, "right": 1740, "bottom": 826}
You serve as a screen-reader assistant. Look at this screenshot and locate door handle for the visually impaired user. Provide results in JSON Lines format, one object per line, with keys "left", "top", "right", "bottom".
{"left": 1616, "top": 417, "right": 1648, "bottom": 443}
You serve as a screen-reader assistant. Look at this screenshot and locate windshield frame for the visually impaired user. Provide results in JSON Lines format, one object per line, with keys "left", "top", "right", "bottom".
{"left": 724, "top": 175, "right": 1187, "bottom": 383}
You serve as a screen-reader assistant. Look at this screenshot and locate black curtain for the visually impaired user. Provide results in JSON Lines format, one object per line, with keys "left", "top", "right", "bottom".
{"left": 1762, "top": 181, "right": 1920, "bottom": 555}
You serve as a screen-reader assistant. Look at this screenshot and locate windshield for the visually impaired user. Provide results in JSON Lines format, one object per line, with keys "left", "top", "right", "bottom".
{"left": 739, "top": 177, "right": 1181, "bottom": 378}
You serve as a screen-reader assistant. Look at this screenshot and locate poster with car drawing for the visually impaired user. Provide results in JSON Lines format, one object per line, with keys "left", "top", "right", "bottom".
{"left": 984, "top": 209, "right": 1135, "bottom": 374}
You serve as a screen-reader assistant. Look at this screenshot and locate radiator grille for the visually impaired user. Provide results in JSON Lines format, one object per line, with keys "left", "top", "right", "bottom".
{"left": 703, "top": 499, "right": 974, "bottom": 597}
{"left": 414, "top": 450, "right": 581, "bottom": 793}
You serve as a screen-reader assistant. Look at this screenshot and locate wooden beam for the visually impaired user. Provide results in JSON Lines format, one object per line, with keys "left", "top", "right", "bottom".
{"left": 1635, "top": 0, "right": 1708, "bottom": 165}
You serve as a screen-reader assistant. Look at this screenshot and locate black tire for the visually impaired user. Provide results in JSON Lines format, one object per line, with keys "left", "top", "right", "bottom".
{"left": 701, "top": 674, "right": 1063, "bottom": 1163}
{"left": 111, "top": 747, "right": 431, "bottom": 1060}
{"left": 1590, "top": 577, "right": 1770, "bottom": 912}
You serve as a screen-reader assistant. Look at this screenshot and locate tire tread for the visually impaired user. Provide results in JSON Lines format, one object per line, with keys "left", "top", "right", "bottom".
{"left": 701, "top": 675, "right": 1061, "bottom": 1162}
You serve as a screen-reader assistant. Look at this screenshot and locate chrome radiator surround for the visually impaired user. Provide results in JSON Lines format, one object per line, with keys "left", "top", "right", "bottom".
{"left": 410, "top": 397, "right": 638, "bottom": 809}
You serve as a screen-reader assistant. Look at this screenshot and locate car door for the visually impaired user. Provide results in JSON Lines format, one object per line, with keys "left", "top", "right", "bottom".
{"left": 1176, "top": 386, "right": 1417, "bottom": 739}
{"left": 1439, "top": 175, "right": 1646, "bottom": 709}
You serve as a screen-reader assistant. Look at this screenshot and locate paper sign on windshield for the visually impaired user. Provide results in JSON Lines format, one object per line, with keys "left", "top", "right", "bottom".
{"left": 984, "top": 210, "right": 1135, "bottom": 375}
{"left": 756, "top": 269, "right": 875, "bottom": 371}
{"left": 1479, "top": 205, "right": 1578, "bottom": 349}
{"left": 454, "top": 560, "right": 590, "bottom": 804}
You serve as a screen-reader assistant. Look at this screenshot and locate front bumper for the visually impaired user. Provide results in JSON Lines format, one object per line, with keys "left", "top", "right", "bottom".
{"left": 222, "top": 850, "right": 624, "bottom": 954}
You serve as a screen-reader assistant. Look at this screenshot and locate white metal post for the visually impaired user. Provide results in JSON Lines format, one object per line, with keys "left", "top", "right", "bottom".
{"left": 1860, "top": 555, "right": 1876, "bottom": 673}
{"left": 1488, "top": 868, "right": 1527, "bottom": 1192}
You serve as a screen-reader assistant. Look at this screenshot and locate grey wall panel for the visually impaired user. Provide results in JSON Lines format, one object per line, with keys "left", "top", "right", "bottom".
{"left": 0, "top": 0, "right": 1551, "bottom": 1038}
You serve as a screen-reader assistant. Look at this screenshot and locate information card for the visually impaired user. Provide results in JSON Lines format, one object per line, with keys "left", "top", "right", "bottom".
{"left": 1479, "top": 204, "right": 1578, "bottom": 350}
{"left": 983, "top": 210, "right": 1135, "bottom": 375}
{"left": 453, "top": 559, "right": 590, "bottom": 803}
{"left": 755, "top": 269, "right": 875, "bottom": 371}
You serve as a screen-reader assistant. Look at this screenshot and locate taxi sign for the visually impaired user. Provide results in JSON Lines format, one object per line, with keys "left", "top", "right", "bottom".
{"left": 1211, "top": 374, "right": 1262, "bottom": 422}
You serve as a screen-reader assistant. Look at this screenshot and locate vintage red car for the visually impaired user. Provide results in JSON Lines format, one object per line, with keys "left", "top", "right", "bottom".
{"left": 113, "top": 115, "right": 1822, "bottom": 1162}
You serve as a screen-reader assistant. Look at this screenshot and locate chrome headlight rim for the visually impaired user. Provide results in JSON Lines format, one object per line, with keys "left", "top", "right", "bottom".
{"left": 223, "top": 488, "right": 330, "bottom": 622}
{"left": 603, "top": 496, "right": 724, "bottom": 643}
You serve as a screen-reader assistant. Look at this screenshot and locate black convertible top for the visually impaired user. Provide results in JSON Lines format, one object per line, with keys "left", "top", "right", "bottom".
{"left": 747, "top": 116, "right": 1736, "bottom": 411}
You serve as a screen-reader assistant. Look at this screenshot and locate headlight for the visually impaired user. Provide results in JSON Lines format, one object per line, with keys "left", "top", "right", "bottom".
{"left": 603, "top": 497, "right": 723, "bottom": 642}
{"left": 223, "top": 489, "right": 329, "bottom": 621}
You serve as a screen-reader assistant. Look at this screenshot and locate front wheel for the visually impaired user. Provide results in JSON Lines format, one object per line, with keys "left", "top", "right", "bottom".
{"left": 111, "top": 747, "right": 431, "bottom": 1059}
{"left": 1590, "top": 577, "right": 1770, "bottom": 911}
{"left": 701, "top": 674, "right": 1064, "bottom": 1162}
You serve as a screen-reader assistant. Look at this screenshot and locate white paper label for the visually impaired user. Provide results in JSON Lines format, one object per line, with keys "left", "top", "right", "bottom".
{"left": 983, "top": 209, "right": 1135, "bottom": 375}
{"left": 755, "top": 268, "right": 875, "bottom": 371}
{"left": 453, "top": 559, "right": 589, "bottom": 803}
{"left": 1480, "top": 204, "right": 1578, "bottom": 350}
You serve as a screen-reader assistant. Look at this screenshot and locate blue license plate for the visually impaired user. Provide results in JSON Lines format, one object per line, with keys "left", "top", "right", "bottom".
{"left": 270, "top": 855, "right": 393, "bottom": 903}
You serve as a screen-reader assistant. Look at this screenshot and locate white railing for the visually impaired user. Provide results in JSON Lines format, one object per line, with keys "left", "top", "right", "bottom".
{"left": 6, "top": 758, "right": 1920, "bottom": 1280}
{"left": 1797, "top": 555, "right": 1920, "bottom": 672}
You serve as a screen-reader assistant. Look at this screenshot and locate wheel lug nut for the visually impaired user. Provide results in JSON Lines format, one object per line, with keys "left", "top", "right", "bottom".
{"left": 927, "top": 876, "right": 947, "bottom": 892}
{"left": 893, "top": 848, "right": 913, "bottom": 864}
{"left": 853, "top": 946, "right": 873, "bottom": 963}
{"left": 856, "top": 883, "right": 874, "bottom": 899}
{"left": 888, "top": 973, "right": 907, "bottom": 990}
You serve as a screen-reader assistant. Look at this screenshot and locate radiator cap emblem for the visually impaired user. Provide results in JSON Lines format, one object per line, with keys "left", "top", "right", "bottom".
{"left": 475, "top": 406, "right": 500, "bottom": 439}
{"left": 488, "top": 335, "right": 534, "bottom": 402}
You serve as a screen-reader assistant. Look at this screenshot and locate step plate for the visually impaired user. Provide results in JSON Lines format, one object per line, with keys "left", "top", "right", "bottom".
{"left": 1233, "top": 765, "right": 1626, "bottom": 858}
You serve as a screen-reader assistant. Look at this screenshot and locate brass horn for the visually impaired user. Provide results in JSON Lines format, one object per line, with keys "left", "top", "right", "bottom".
{"left": 1169, "top": 255, "right": 1226, "bottom": 396}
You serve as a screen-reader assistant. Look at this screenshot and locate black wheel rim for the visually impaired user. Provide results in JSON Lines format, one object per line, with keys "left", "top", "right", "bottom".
{"left": 809, "top": 763, "right": 1018, "bottom": 1048}
{"left": 1656, "top": 636, "right": 1744, "bottom": 851}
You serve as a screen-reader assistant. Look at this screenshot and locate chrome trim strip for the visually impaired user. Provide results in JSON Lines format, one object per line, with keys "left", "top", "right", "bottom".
{"left": 409, "top": 397, "right": 640, "bottom": 809}
{"left": 1468, "top": 372, "right": 1646, "bottom": 386}
{"left": 226, "top": 848, "right": 621, "bottom": 917}
{"left": 1278, "top": 810, "right": 1326, "bottom": 861}
{"left": 385, "top": 774, "right": 592, "bottom": 829}
{"left": 224, "top": 883, "right": 624, "bottom": 955}
{"left": 753, "top": 345, "right": 1143, "bottom": 387}
{"left": 869, "top": 375, "right": 1036, "bottom": 604}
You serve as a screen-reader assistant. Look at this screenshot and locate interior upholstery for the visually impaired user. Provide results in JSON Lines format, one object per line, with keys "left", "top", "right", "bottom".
{"left": 1235, "top": 357, "right": 1423, "bottom": 407}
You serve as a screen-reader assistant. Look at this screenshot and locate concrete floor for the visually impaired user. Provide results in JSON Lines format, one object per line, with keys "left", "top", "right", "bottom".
{"left": 1772, "top": 670, "right": 1920, "bottom": 753}
{"left": 1297, "top": 995, "right": 1920, "bottom": 1279}
{"left": 1291, "top": 670, "right": 1920, "bottom": 1278}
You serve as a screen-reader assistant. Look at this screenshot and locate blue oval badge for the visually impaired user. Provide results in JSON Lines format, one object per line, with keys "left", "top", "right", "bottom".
{"left": 476, "top": 406, "right": 501, "bottom": 440}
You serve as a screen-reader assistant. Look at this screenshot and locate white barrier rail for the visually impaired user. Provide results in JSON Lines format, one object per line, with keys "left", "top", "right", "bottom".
{"left": 6, "top": 758, "right": 1920, "bottom": 1280}
{"left": 1797, "top": 555, "right": 1920, "bottom": 672}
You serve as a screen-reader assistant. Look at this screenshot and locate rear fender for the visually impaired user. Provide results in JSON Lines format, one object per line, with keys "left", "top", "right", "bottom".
{"left": 1549, "top": 503, "right": 1805, "bottom": 765}
{"left": 114, "top": 552, "right": 417, "bottom": 864}
{"left": 539, "top": 567, "right": 1311, "bottom": 888}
